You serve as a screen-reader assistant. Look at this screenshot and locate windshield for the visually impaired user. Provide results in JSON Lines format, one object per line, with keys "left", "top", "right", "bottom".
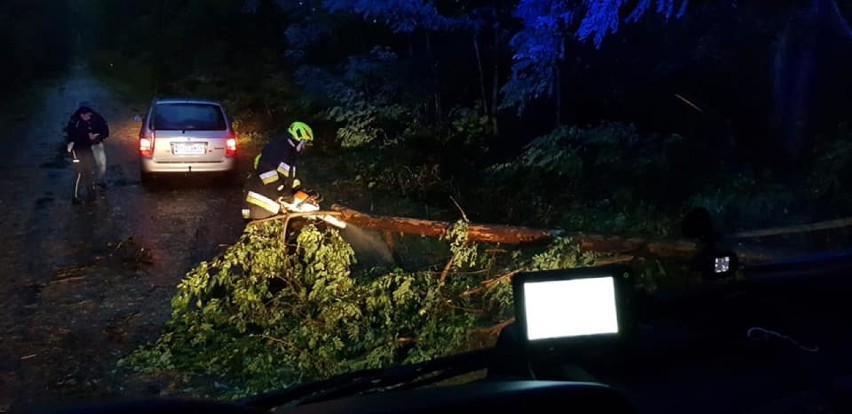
{"left": 3, "top": 1, "right": 852, "bottom": 413}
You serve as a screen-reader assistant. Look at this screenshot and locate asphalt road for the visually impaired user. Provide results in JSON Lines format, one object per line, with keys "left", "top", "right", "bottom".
{"left": 0, "top": 68, "right": 251, "bottom": 411}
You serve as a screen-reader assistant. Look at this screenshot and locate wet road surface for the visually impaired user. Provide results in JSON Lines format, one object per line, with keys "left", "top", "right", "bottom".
{"left": 0, "top": 68, "right": 251, "bottom": 410}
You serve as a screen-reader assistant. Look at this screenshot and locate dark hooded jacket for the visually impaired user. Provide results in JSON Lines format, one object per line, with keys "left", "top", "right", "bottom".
{"left": 65, "top": 106, "right": 110, "bottom": 150}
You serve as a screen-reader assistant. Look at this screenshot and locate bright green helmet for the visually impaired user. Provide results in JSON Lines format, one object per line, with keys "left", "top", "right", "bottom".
{"left": 288, "top": 121, "right": 314, "bottom": 142}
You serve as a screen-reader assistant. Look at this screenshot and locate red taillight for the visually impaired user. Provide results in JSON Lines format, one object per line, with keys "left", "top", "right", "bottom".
{"left": 140, "top": 135, "right": 154, "bottom": 157}
{"left": 226, "top": 135, "right": 237, "bottom": 157}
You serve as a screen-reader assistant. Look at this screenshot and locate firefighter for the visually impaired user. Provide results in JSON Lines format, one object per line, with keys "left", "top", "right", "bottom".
{"left": 242, "top": 121, "right": 315, "bottom": 220}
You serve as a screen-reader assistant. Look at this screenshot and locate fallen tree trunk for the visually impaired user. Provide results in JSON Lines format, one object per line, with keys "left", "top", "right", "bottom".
{"left": 331, "top": 205, "right": 554, "bottom": 245}
{"left": 330, "top": 205, "right": 797, "bottom": 263}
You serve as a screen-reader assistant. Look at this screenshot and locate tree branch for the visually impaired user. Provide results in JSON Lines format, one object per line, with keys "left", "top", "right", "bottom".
{"left": 439, "top": 257, "right": 454, "bottom": 283}
{"left": 462, "top": 270, "right": 520, "bottom": 297}
{"left": 473, "top": 317, "right": 516, "bottom": 337}
{"left": 449, "top": 196, "right": 469, "bottom": 222}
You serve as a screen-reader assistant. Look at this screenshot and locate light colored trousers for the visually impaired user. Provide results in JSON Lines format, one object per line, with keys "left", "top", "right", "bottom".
{"left": 92, "top": 142, "right": 106, "bottom": 183}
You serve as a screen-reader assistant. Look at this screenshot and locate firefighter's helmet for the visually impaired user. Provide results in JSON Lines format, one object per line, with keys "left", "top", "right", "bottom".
{"left": 288, "top": 121, "right": 314, "bottom": 142}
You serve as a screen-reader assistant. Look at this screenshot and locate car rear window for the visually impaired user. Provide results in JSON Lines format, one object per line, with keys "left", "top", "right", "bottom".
{"left": 152, "top": 103, "right": 227, "bottom": 131}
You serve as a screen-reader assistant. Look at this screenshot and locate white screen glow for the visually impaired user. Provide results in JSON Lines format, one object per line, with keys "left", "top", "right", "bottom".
{"left": 523, "top": 277, "right": 619, "bottom": 340}
{"left": 714, "top": 256, "right": 731, "bottom": 273}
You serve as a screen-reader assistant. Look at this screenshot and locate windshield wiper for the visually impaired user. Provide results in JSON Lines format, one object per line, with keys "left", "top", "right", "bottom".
{"left": 237, "top": 348, "right": 495, "bottom": 410}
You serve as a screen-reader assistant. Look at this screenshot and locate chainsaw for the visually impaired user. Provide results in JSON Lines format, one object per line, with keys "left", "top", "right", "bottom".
{"left": 279, "top": 190, "right": 347, "bottom": 229}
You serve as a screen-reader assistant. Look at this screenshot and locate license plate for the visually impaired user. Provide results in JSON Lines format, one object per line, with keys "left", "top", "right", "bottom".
{"left": 173, "top": 142, "right": 206, "bottom": 155}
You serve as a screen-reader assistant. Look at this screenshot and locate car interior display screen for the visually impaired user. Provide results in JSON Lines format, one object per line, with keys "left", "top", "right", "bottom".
{"left": 522, "top": 276, "right": 619, "bottom": 340}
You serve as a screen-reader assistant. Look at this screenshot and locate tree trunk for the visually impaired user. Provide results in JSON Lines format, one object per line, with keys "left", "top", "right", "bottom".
{"left": 554, "top": 63, "right": 562, "bottom": 125}
{"left": 425, "top": 31, "right": 442, "bottom": 123}
{"left": 473, "top": 31, "right": 489, "bottom": 119}
{"left": 331, "top": 205, "right": 552, "bottom": 245}
{"left": 330, "top": 205, "right": 798, "bottom": 263}
{"left": 491, "top": 5, "right": 500, "bottom": 135}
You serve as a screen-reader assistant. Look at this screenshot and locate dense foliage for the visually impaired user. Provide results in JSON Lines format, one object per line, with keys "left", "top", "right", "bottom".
{"left": 121, "top": 220, "right": 597, "bottom": 397}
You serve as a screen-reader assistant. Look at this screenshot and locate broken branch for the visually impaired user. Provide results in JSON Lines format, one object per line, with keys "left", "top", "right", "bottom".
{"left": 462, "top": 270, "right": 520, "bottom": 297}
{"left": 449, "top": 196, "right": 469, "bottom": 222}
{"left": 474, "top": 318, "right": 516, "bottom": 337}
{"left": 439, "top": 257, "right": 454, "bottom": 283}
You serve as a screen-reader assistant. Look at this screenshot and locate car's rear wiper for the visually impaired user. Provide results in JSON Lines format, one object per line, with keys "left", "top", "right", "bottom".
{"left": 237, "top": 348, "right": 496, "bottom": 410}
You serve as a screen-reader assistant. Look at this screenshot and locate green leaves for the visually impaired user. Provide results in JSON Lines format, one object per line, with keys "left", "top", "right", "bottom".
{"left": 122, "top": 220, "right": 598, "bottom": 398}
{"left": 530, "top": 237, "right": 596, "bottom": 271}
{"left": 443, "top": 220, "right": 487, "bottom": 271}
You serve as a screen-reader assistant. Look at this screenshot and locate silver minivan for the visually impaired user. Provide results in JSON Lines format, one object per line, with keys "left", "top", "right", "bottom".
{"left": 139, "top": 98, "right": 238, "bottom": 181}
